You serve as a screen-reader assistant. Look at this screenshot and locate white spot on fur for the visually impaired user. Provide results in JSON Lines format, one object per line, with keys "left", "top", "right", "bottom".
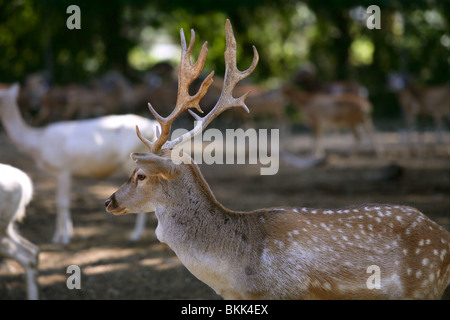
{"left": 273, "top": 240, "right": 284, "bottom": 249}
{"left": 440, "top": 249, "right": 447, "bottom": 261}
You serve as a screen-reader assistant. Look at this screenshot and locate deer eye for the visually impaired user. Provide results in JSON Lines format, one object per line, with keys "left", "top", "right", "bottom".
{"left": 136, "top": 174, "right": 146, "bottom": 181}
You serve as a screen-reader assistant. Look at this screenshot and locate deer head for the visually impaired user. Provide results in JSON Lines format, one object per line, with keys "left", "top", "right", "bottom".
{"left": 105, "top": 19, "right": 258, "bottom": 216}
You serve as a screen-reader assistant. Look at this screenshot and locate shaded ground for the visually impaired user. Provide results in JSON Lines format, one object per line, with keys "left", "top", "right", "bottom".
{"left": 0, "top": 127, "right": 449, "bottom": 300}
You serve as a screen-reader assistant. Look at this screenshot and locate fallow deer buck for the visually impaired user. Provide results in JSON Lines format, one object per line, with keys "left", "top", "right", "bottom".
{"left": 105, "top": 20, "right": 450, "bottom": 300}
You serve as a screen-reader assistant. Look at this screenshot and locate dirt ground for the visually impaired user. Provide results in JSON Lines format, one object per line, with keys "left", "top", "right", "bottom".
{"left": 0, "top": 126, "right": 449, "bottom": 300}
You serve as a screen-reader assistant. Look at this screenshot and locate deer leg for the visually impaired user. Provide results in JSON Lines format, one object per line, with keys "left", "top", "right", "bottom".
{"left": 433, "top": 114, "right": 444, "bottom": 144}
{"left": 350, "top": 126, "right": 361, "bottom": 157}
{"left": 405, "top": 112, "right": 418, "bottom": 147}
{"left": 52, "top": 171, "right": 73, "bottom": 245}
{"left": 363, "top": 118, "right": 383, "bottom": 157}
{"left": 1, "top": 229, "right": 39, "bottom": 300}
{"left": 311, "top": 125, "right": 324, "bottom": 157}
{"left": 130, "top": 213, "right": 147, "bottom": 242}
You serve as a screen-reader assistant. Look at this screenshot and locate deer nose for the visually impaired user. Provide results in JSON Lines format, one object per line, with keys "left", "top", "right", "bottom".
{"left": 105, "top": 193, "right": 117, "bottom": 210}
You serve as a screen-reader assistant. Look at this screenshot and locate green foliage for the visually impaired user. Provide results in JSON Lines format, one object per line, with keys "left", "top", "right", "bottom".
{"left": 0, "top": 0, "right": 447, "bottom": 116}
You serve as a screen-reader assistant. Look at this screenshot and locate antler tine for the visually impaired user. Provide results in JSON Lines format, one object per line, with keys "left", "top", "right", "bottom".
{"left": 196, "top": 19, "right": 259, "bottom": 130}
{"left": 135, "top": 102, "right": 166, "bottom": 153}
{"left": 163, "top": 19, "right": 259, "bottom": 150}
{"left": 177, "top": 29, "right": 211, "bottom": 114}
{"left": 203, "top": 19, "right": 259, "bottom": 121}
{"left": 223, "top": 19, "right": 259, "bottom": 89}
{"left": 138, "top": 27, "right": 214, "bottom": 154}
{"left": 136, "top": 124, "right": 154, "bottom": 151}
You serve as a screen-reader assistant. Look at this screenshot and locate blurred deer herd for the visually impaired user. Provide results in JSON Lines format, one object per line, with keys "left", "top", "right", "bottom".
{"left": 16, "top": 63, "right": 450, "bottom": 147}
{"left": 0, "top": 56, "right": 449, "bottom": 299}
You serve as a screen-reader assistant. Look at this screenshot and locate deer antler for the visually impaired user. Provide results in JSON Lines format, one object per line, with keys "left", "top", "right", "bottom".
{"left": 137, "top": 19, "right": 259, "bottom": 153}
{"left": 136, "top": 27, "right": 214, "bottom": 153}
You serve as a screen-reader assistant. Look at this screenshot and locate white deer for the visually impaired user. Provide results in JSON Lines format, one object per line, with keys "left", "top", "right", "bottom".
{"left": 0, "top": 84, "right": 158, "bottom": 244}
{"left": 105, "top": 20, "right": 450, "bottom": 299}
{"left": 0, "top": 163, "right": 39, "bottom": 300}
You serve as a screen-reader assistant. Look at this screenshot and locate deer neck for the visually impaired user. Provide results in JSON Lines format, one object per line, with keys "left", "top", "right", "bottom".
{"left": 0, "top": 97, "right": 42, "bottom": 154}
{"left": 154, "top": 161, "right": 228, "bottom": 242}
{"left": 153, "top": 160, "right": 263, "bottom": 282}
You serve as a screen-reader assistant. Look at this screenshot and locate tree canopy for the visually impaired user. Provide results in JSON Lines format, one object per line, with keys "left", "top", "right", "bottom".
{"left": 0, "top": 0, "right": 448, "bottom": 116}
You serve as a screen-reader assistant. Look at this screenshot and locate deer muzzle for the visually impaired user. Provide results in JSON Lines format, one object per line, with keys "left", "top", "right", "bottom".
{"left": 105, "top": 193, "right": 125, "bottom": 215}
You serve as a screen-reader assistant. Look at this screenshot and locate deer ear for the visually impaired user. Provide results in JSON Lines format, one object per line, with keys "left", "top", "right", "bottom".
{"left": 131, "top": 152, "right": 179, "bottom": 180}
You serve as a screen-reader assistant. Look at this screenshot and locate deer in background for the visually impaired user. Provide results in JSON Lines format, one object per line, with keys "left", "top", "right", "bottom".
{"left": 105, "top": 20, "right": 450, "bottom": 299}
{"left": 0, "top": 163, "right": 39, "bottom": 300}
{"left": 388, "top": 73, "right": 450, "bottom": 145}
{"left": 293, "top": 63, "right": 369, "bottom": 98}
{"left": 0, "top": 84, "right": 158, "bottom": 244}
{"left": 38, "top": 82, "right": 124, "bottom": 124}
{"left": 283, "top": 84, "right": 380, "bottom": 157}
